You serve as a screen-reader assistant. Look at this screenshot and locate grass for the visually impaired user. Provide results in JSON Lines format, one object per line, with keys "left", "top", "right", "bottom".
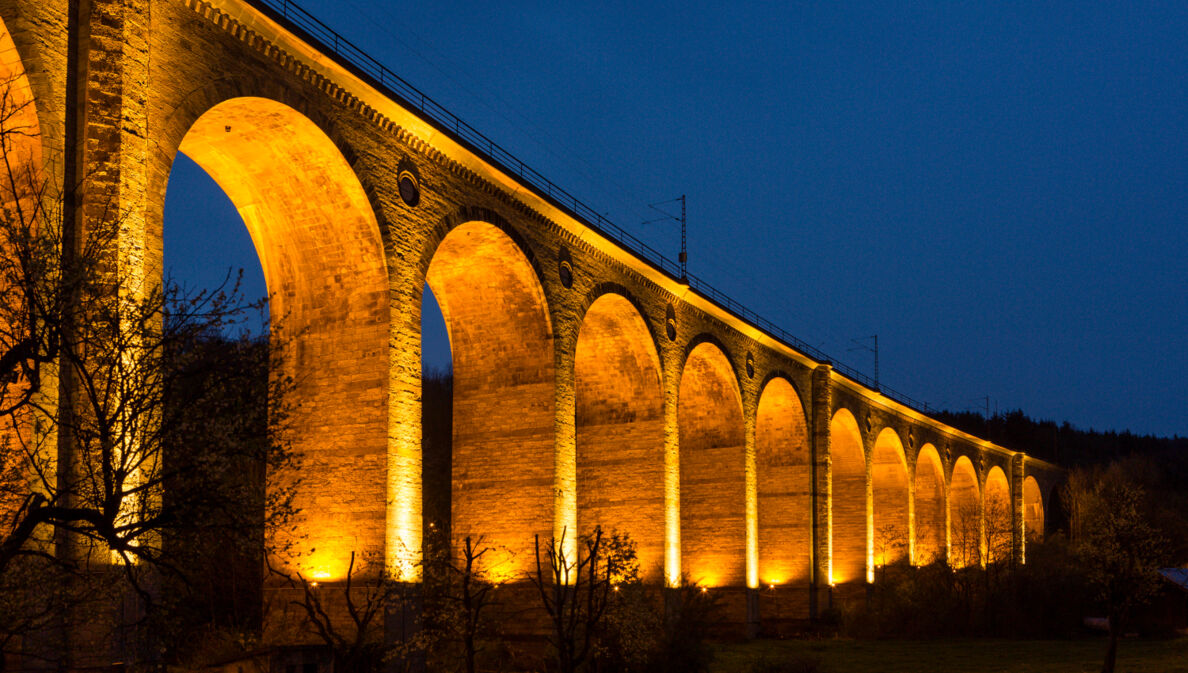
{"left": 711, "top": 637, "right": 1188, "bottom": 673}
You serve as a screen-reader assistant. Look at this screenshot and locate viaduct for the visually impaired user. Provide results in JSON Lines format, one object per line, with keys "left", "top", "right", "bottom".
{"left": 1, "top": 0, "right": 1060, "bottom": 654}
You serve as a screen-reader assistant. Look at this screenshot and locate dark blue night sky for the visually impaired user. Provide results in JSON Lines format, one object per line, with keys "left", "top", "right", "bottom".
{"left": 164, "top": 0, "right": 1188, "bottom": 438}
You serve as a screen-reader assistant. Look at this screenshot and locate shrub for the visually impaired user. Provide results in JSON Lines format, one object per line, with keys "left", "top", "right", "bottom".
{"left": 749, "top": 655, "right": 831, "bottom": 673}
{"left": 843, "top": 543, "right": 1093, "bottom": 639}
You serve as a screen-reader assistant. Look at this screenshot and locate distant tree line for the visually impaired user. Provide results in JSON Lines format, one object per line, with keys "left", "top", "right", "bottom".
{"left": 935, "top": 408, "right": 1187, "bottom": 469}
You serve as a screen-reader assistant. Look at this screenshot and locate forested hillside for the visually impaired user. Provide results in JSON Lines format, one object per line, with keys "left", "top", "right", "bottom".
{"left": 935, "top": 409, "right": 1187, "bottom": 468}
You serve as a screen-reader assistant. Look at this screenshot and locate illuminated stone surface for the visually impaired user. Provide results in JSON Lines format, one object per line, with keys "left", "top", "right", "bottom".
{"left": 872, "top": 428, "right": 910, "bottom": 568}
{"left": 914, "top": 444, "right": 946, "bottom": 564}
{"left": 950, "top": 456, "right": 981, "bottom": 568}
{"left": 1023, "top": 474, "right": 1044, "bottom": 543}
{"left": 679, "top": 341, "right": 746, "bottom": 587}
{"left": 576, "top": 293, "right": 665, "bottom": 579}
{"left": 756, "top": 376, "right": 810, "bottom": 587}
{"left": 984, "top": 466, "right": 1012, "bottom": 564}
{"left": 829, "top": 408, "right": 866, "bottom": 585}
{"left": 426, "top": 221, "right": 555, "bottom": 580}
{"left": 179, "top": 97, "right": 391, "bottom": 581}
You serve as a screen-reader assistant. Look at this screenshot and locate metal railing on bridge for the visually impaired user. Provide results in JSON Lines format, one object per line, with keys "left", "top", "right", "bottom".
{"left": 247, "top": 0, "right": 935, "bottom": 415}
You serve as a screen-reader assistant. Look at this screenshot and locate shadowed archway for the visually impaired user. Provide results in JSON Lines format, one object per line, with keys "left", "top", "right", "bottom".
{"left": 575, "top": 293, "right": 664, "bottom": 579}
{"left": 984, "top": 466, "right": 1011, "bottom": 564}
{"left": 0, "top": 22, "right": 44, "bottom": 535}
{"left": 830, "top": 408, "right": 866, "bottom": 584}
{"left": 425, "top": 221, "right": 555, "bottom": 580}
{"left": 756, "top": 376, "right": 811, "bottom": 588}
{"left": 0, "top": 27, "right": 40, "bottom": 181}
{"left": 872, "top": 428, "right": 909, "bottom": 570}
{"left": 913, "top": 444, "right": 945, "bottom": 565}
{"left": 173, "top": 97, "right": 390, "bottom": 580}
{"left": 949, "top": 456, "right": 980, "bottom": 568}
{"left": 679, "top": 341, "right": 745, "bottom": 586}
{"left": 1023, "top": 475, "right": 1044, "bottom": 545}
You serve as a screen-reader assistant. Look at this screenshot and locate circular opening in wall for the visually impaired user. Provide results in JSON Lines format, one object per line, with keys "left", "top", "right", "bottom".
{"left": 665, "top": 303, "right": 677, "bottom": 341}
{"left": 398, "top": 170, "right": 420, "bottom": 207}
{"left": 558, "top": 246, "right": 574, "bottom": 288}
{"left": 746, "top": 352, "right": 755, "bottom": 379}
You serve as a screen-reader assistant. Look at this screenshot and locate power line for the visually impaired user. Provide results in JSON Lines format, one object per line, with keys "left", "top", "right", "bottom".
{"left": 268, "top": 0, "right": 949, "bottom": 416}
{"left": 848, "top": 335, "right": 879, "bottom": 391}
{"left": 642, "top": 195, "right": 687, "bottom": 281}
{"left": 338, "top": 0, "right": 662, "bottom": 228}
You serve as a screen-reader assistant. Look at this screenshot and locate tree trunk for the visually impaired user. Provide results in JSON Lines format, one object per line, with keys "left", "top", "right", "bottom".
{"left": 1101, "top": 610, "right": 1121, "bottom": 673}
{"left": 464, "top": 632, "right": 476, "bottom": 673}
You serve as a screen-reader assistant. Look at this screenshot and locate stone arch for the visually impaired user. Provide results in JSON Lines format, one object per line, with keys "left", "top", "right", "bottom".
{"left": 758, "top": 370, "right": 807, "bottom": 404}
{"left": 984, "top": 465, "right": 1012, "bottom": 564}
{"left": 0, "top": 26, "right": 41, "bottom": 178}
{"left": 949, "top": 455, "right": 981, "bottom": 568}
{"left": 679, "top": 340, "right": 745, "bottom": 586}
{"left": 170, "top": 97, "right": 390, "bottom": 580}
{"left": 829, "top": 407, "right": 866, "bottom": 585}
{"left": 756, "top": 375, "right": 811, "bottom": 588}
{"left": 575, "top": 293, "right": 664, "bottom": 579}
{"left": 1047, "top": 482, "right": 1061, "bottom": 524}
{"left": 152, "top": 77, "right": 395, "bottom": 250}
{"left": 872, "top": 427, "right": 909, "bottom": 570}
{"left": 1023, "top": 475, "right": 1044, "bottom": 545}
{"left": 683, "top": 332, "right": 739, "bottom": 378}
{"left": 424, "top": 206, "right": 547, "bottom": 290}
{"left": 913, "top": 444, "right": 945, "bottom": 565}
{"left": 578, "top": 282, "right": 663, "bottom": 350}
{"left": 424, "top": 219, "right": 555, "bottom": 579}
{"left": 0, "top": 20, "right": 44, "bottom": 534}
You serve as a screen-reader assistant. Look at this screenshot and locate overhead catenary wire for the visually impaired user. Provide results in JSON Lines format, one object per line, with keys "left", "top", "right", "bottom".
{"left": 337, "top": 0, "right": 663, "bottom": 229}
{"left": 641, "top": 195, "right": 687, "bottom": 281}
{"left": 260, "top": 0, "right": 939, "bottom": 414}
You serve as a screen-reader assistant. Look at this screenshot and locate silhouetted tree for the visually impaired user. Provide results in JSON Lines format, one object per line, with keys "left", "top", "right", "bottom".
{"left": 984, "top": 497, "right": 1014, "bottom": 567}
{"left": 530, "top": 527, "right": 634, "bottom": 673}
{"left": 950, "top": 500, "right": 982, "bottom": 570}
{"left": 1064, "top": 466, "right": 1167, "bottom": 673}
{"left": 0, "top": 60, "right": 297, "bottom": 666}
{"left": 422, "top": 532, "right": 501, "bottom": 673}
{"left": 273, "top": 551, "right": 424, "bottom": 673}
{"left": 874, "top": 523, "right": 907, "bottom": 583}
